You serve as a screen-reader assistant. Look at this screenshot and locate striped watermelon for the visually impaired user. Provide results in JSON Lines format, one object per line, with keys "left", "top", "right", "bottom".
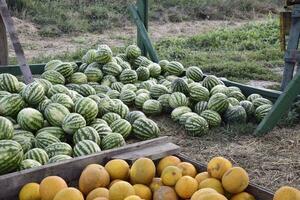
{"left": 78, "top": 63, "right": 89, "bottom": 72}
{"left": 84, "top": 67, "right": 103, "bottom": 82}
{"left": 227, "top": 91, "right": 246, "bottom": 101}
{"left": 0, "top": 73, "right": 20, "bottom": 93}
{"left": 70, "top": 62, "right": 79, "bottom": 72}
{"left": 110, "top": 119, "right": 132, "bottom": 139}
{"left": 210, "top": 85, "right": 229, "bottom": 96}
{"left": 73, "top": 140, "right": 101, "bottom": 157}
{"left": 148, "top": 63, "right": 162, "bottom": 78}
{"left": 171, "top": 106, "right": 192, "bottom": 122}
{"left": 240, "top": 100, "right": 255, "bottom": 116}
{"left": 14, "top": 130, "right": 36, "bottom": 146}
{"left": 158, "top": 94, "right": 171, "bottom": 112}
{"left": 179, "top": 112, "right": 199, "bottom": 126}
{"left": 0, "top": 94, "right": 25, "bottom": 117}
{"left": 91, "top": 123, "right": 112, "bottom": 138}
{"left": 35, "top": 132, "right": 60, "bottom": 149}
{"left": 102, "top": 112, "right": 121, "bottom": 125}
{"left": 24, "top": 148, "right": 49, "bottom": 165}
{"left": 94, "top": 85, "right": 111, "bottom": 94}
{"left": 45, "top": 142, "right": 73, "bottom": 158}
{"left": 150, "top": 84, "right": 169, "bottom": 99}
{"left": 125, "top": 111, "right": 146, "bottom": 124}
{"left": 73, "top": 126, "right": 101, "bottom": 145}
{"left": 44, "top": 60, "right": 62, "bottom": 71}
{"left": 142, "top": 99, "right": 162, "bottom": 115}
{"left": 44, "top": 103, "right": 70, "bottom": 127}
{"left": 166, "top": 75, "right": 178, "bottom": 82}
{"left": 207, "top": 93, "right": 229, "bottom": 114}
{"left": 0, "top": 140, "right": 23, "bottom": 174}
{"left": 255, "top": 104, "right": 272, "bottom": 122}
{"left": 224, "top": 105, "right": 247, "bottom": 124}
{"left": 138, "top": 80, "right": 156, "bottom": 91}
{"left": 135, "top": 93, "right": 151, "bottom": 109}
{"left": 132, "top": 118, "right": 160, "bottom": 140}
{"left": 101, "top": 133, "right": 126, "bottom": 150}
{"left": 228, "top": 97, "right": 240, "bottom": 106}
{"left": 35, "top": 78, "right": 53, "bottom": 94}
{"left": 48, "top": 155, "right": 72, "bottom": 164}
{"left": 91, "top": 118, "right": 108, "bottom": 125}
{"left": 101, "top": 75, "right": 117, "bottom": 87}
{"left": 122, "top": 84, "right": 138, "bottom": 92}
{"left": 74, "top": 97, "right": 98, "bottom": 124}
{"left": 12, "top": 135, "right": 32, "bottom": 153}
{"left": 247, "top": 93, "right": 262, "bottom": 102}
{"left": 119, "top": 61, "right": 131, "bottom": 70}
{"left": 22, "top": 81, "right": 45, "bottom": 105}
{"left": 168, "top": 92, "right": 188, "bottom": 109}
{"left": 189, "top": 83, "right": 210, "bottom": 102}
{"left": 133, "top": 56, "right": 147, "bottom": 68}
{"left": 227, "top": 86, "right": 241, "bottom": 93}
{"left": 120, "top": 69, "right": 138, "bottom": 84}
{"left": 41, "top": 70, "right": 65, "bottom": 85}
{"left": 166, "top": 61, "right": 184, "bottom": 76}
{"left": 202, "top": 75, "right": 222, "bottom": 91}
{"left": 37, "top": 127, "right": 66, "bottom": 142}
{"left": 47, "top": 84, "right": 70, "bottom": 97}
{"left": 51, "top": 93, "right": 74, "bottom": 111}
{"left": 103, "top": 62, "right": 122, "bottom": 76}
{"left": 253, "top": 98, "right": 273, "bottom": 108}
{"left": 160, "top": 80, "right": 171, "bottom": 89}
{"left": 125, "top": 45, "right": 141, "bottom": 59}
{"left": 68, "top": 72, "right": 88, "bottom": 84}
{"left": 19, "top": 159, "right": 41, "bottom": 170}
{"left": 82, "top": 49, "right": 97, "bottom": 64}
{"left": 171, "top": 78, "right": 189, "bottom": 95}
{"left": 54, "top": 62, "right": 74, "bottom": 78}
{"left": 159, "top": 60, "right": 169, "bottom": 73}
{"left": 97, "top": 98, "right": 114, "bottom": 117}
{"left": 111, "top": 82, "right": 124, "bottom": 92}
{"left": 185, "top": 115, "right": 209, "bottom": 136}
{"left": 87, "top": 95, "right": 102, "bottom": 106}
{"left": 120, "top": 90, "right": 136, "bottom": 105}
{"left": 95, "top": 44, "right": 113, "bottom": 64}
{"left": 0, "top": 91, "right": 10, "bottom": 100}
{"left": 17, "top": 108, "right": 44, "bottom": 132}
{"left": 136, "top": 66, "right": 150, "bottom": 81}
{"left": 77, "top": 84, "right": 96, "bottom": 97}
{"left": 18, "top": 82, "right": 26, "bottom": 92}
{"left": 62, "top": 113, "right": 86, "bottom": 134}
{"left": 200, "top": 110, "right": 222, "bottom": 128}
{"left": 139, "top": 58, "right": 152, "bottom": 68}
{"left": 111, "top": 102, "right": 129, "bottom": 118}
{"left": 186, "top": 66, "right": 203, "bottom": 82}
{"left": 106, "top": 90, "right": 120, "bottom": 99}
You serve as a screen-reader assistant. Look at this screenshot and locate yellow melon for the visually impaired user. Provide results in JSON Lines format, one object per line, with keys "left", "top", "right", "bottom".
{"left": 195, "top": 172, "right": 210, "bottom": 185}
{"left": 230, "top": 192, "right": 255, "bottom": 200}
{"left": 53, "top": 187, "right": 84, "bottom": 200}
{"left": 157, "top": 156, "right": 181, "bottom": 176}
{"left": 79, "top": 164, "right": 110, "bottom": 195}
{"left": 133, "top": 184, "right": 152, "bottom": 200}
{"left": 191, "top": 188, "right": 218, "bottom": 200}
{"left": 194, "top": 193, "right": 228, "bottom": 200}
{"left": 175, "top": 176, "right": 198, "bottom": 199}
{"left": 222, "top": 167, "right": 249, "bottom": 194}
{"left": 86, "top": 188, "right": 109, "bottom": 200}
{"left": 207, "top": 157, "right": 232, "bottom": 180}
{"left": 92, "top": 198, "right": 108, "bottom": 200}
{"left": 199, "top": 178, "right": 224, "bottom": 194}
{"left": 19, "top": 182, "right": 41, "bottom": 200}
{"left": 153, "top": 186, "right": 178, "bottom": 200}
{"left": 130, "top": 158, "right": 156, "bottom": 185}
{"left": 177, "top": 162, "right": 197, "bottom": 177}
{"left": 109, "top": 179, "right": 122, "bottom": 188}
{"left": 124, "top": 195, "right": 142, "bottom": 200}
{"left": 109, "top": 181, "right": 135, "bottom": 200}
{"left": 105, "top": 159, "right": 130, "bottom": 181}
{"left": 39, "top": 176, "right": 68, "bottom": 200}
{"left": 273, "top": 186, "right": 300, "bottom": 200}
{"left": 150, "top": 178, "right": 163, "bottom": 192}
{"left": 161, "top": 166, "right": 182, "bottom": 186}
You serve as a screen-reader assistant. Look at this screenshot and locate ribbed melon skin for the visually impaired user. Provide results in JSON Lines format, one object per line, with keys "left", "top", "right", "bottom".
{"left": 102, "top": 113, "right": 121, "bottom": 125}
{"left": 82, "top": 49, "right": 97, "bottom": 65}
{"left": 103, "top": 62, "right": 122, "bottom": 76}
{"left": 186, "top": 66, "right": 203, "bottom": 82}
{"left": 171, "top": 106, "right": 192, "bottom": 122}
{"left": 158, "top": 94, "right": 171, "bottom": 111}
{"left": 185, "top": 115, "right": 209, "bottom": 136}
{"left": 119, "top": 90, "right": 135, "bottom": 105}
{"left": 253, "top": 98, "right": 273, "bottom": 108}
{"left": 54, "top": 62, "right": 74, "bottom": 78}
{"left": 37, "top": 127, "right": 66, "bottom": 142}
{"left": 227, "top": 91, "right": 246, "bottom": 102}
{"left": 125, "top": 111, "right": 146, "bottom": 124}
{"left": 48, "top": 155, "right": 72, "bottom": 164}
{"left": 51, "top": 93, "right": 74, "bottom": 111}
{"left": 150, "top": 84, "right": 169, "bottom": 99}
{"left": 166, "top": 61, "right": 184, "bottom": 76}
{"left": 44, "top": 103, "right": 70, "bottom": 127}
{"left": 110, "top": 119, "right": 132, "bottom": 139}
{"left": 0, "top": 73, "right": 20, "bottom": 93}
{"left": 227, "top": 97, "right": 240, "bottom": 106}
{"left": 224, "top": 105, "right": 247, "bottom": 124}
{"left": 24, "top": 148, "right": 49, "bottom": 165}
{"left": 37, "top": 99, "right": 52, "bottom": 113}
{"left": 111, "top": 82, "right": 124, "bottom": 92}
{"left": 12, "top": 135, "right": 32, "bottom": 153}
{"left": 68, "top": 72, "right": 88, "bottom": 84}
{"left": 193, "top": 101, "right": 208, "bottom": 115}
{"left": 240, "top": 100, "right": 255, "bottom": 116}
{"left": 120, "top": 69, "right": 138, "bottom": 84}
{"left": 73, "top": 126, "right": 101, "bottom": 145}
{"left": 207, "top": 93, "right": 229, "bottom": 114}
{"left": 135, "top": 93, "right": 151, "bottom": 109}
{"left": 202, "top": 75, "right": 222, "bottom": 91}
{"left": 90, "top": 123, "right": 112, "bottom": 138}
{"left": 44, "top": 60, "right": 62, "bottom": 71}
{"left": 189, "top": 83, "right": 209, "bottom": 102}
{"left": 200, "top": 110, "right": 222, "bottom": 128}
{"left": 41, "top": 70, "right": 65, "bottom": 85}
{"left": 210, "top": 85, "right": 229, "bottom": 96}
{"left": 139, "top": 80, "right": 156, "bottom": 91}
{"left": 101, "top": 133, "right": 126, "bottom": 150}
{"left": 19, "top": 159, "right": 41, "bottom": 170}
{"left": 126, "top": 45, "right": 141, "bottom": 60}
{"left": 0, "top": 94, "right": 25, "bottom": 117}
{"left": 255, "top": 104, "right": 272, "bottom": 122}
{"left": 148, "top": 63, "right": 162, "bottom": 78}
{"left": 0, "top": 116, "right": 14, "bottom": 140}
{"left": 247, "top": 93, "right": 262, "bottom": 102}
{"left": 171, "top": 78, "right": 189, "bottom": 95}
{"left": 142, "top": 100, "right": 162, "bottom": 116}
{"left": 47, "top": 84, "right": 70, "bottom": 97}
{"left": 22, "top": 81, "right": 45, "bottom": 105}
{"left": 111, "top": 102, "right": 129, "bottom": 118}
{"left": 136, "top": 66, "right": 150, "bottom": 81}
{"left": 77, "top": 84, "right": 96, "bottom": 97}
{"left": 35, "top": 132, "right": 60, "bottom": 149}
{"left": 95, "top": 45, "right": 113, "bottom": 64}
{"left": 0, "top": 140, "right": 23, "bottom": 175}
{"left": 84, "top": 67, "right": 103, "bottom": 82}
{"left": 45, "top": 142, "right": 73, "bottom": 158}
{"left": 74, "top": 97, "right": 98, "bottom": 124}
{"left": 62, "top": 113, "right": 86, "bottom": 134}
{"left": 168, "top": 92, "right": 188, "bottom": 109}
{"left": 132, "top": 118, "right": 160, "bottom": 140}
{"left": 17, "top": 108, "right": 44, "bottom": 132}
{"left": 179, "top": 112, "right": 199, "bottom": 126}
{"left": 73, "top": 140, "right": 101, "bottom": 157}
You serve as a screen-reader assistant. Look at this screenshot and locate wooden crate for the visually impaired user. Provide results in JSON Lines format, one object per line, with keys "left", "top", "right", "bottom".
{"left": 0, "top": 137, "right": 274, "bottom": 200}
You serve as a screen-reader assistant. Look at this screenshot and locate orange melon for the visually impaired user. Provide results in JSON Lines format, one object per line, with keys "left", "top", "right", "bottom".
{"left": 222, "top": 167, "right": 249, "bottom": 194}
{"left": 150, "top": 178, "right": 163, "bottom": 192}
{"left": 191, "top": 188, "right": 218, "bottom": 200}
{"left": 53, "top": 187, "right": 84, "bottom": 200}
{"left": 19, "top": 182, "right": 41, "bottom": 200}
{"left": 175, "top": 176, "right": 198, "bottom": 199}
{"left": 39, "top": 176, "right": 68, "bottom": 200}
{"left": 195, "top": 172, "right": 210, "bottom": 185}
{"left": 133, "top": 184, "right": 152, "bottom": 200}
{"left": 130, "top": 158, "right": 156, "bottom": 185}
{"left": 161, "top": 166, "right": 182, "bottom": 186}
{"left": 177, "top": 162, "right": 197, "bottom": 177}
{"left": 273, "top": 186, "right": 300, "bottom": 200}
{"left": 105, "top": 159, "right": 130, "bottom": 181}
{"left": 199, "top": 178, "right": 224, "bottom": 194}
{"left": 109, "top": 181, "right": 135, "bottom": 200}
{"left": 124, "top": 195, "right": 142, "bottom": 200}
{"left": 153, "top": 186, "right": 178, "bottom": 200}
{"left": 86, "top": 188, "right": 109, "bottom": 200}
{"left": 207, "top": 157, "right": 232, "bottom": 179}
{"left": 157, "top": 156, "right": 181, "bottom": 176}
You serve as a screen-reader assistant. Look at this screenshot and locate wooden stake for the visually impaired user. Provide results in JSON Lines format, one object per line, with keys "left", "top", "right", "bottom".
{"left": 0, "top": 14, "right": 7, "bottom": 65}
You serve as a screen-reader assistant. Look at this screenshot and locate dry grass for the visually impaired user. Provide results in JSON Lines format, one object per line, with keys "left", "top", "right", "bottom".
{"left": 150, "top": 114, "right": 300, "bottom": 192}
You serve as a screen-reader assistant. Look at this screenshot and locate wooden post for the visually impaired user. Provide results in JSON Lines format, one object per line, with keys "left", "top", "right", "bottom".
{"left": 137, "top": 0, "right": 148, "bottom": 57}
{"left": 0, "top": 14, "right": 7, "bottom": 65}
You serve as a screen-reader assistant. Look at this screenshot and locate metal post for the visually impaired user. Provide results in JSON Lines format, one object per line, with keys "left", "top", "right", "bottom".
{"left": 137, "top": 0, "right": 148, "bottom": 57}
{"left": 0, "top": 14, "right": 7, "bottom": 65}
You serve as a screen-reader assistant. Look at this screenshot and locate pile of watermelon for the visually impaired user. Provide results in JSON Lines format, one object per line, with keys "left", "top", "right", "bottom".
{"left": 0, "top": 44, "right": 273, "bottom": 175}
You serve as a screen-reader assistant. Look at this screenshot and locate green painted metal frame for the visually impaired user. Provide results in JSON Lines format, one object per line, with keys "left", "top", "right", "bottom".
{"left": 137, "top": 0, "right": 148, "bottom": 57}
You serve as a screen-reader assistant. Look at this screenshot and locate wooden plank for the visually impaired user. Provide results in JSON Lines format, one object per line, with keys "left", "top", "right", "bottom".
{"left": 0, "top": 137, "right": 169, "bottom": 199}
{"left": 137, "top": 0, "right": 148, "bottom": 56}
{"left": 0, "top": 14, "right": 7, "bottom": 65}
{"left": 177, "top": 154, "right": 274, "bottom": 200}
{"left": 0, "top": 0, "right": 33, "bottom": 84}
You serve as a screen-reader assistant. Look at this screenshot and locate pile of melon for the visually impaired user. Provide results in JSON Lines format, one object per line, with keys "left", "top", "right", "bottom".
{"left": 19, "top": 155, "right": 300, "bottom": 200}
